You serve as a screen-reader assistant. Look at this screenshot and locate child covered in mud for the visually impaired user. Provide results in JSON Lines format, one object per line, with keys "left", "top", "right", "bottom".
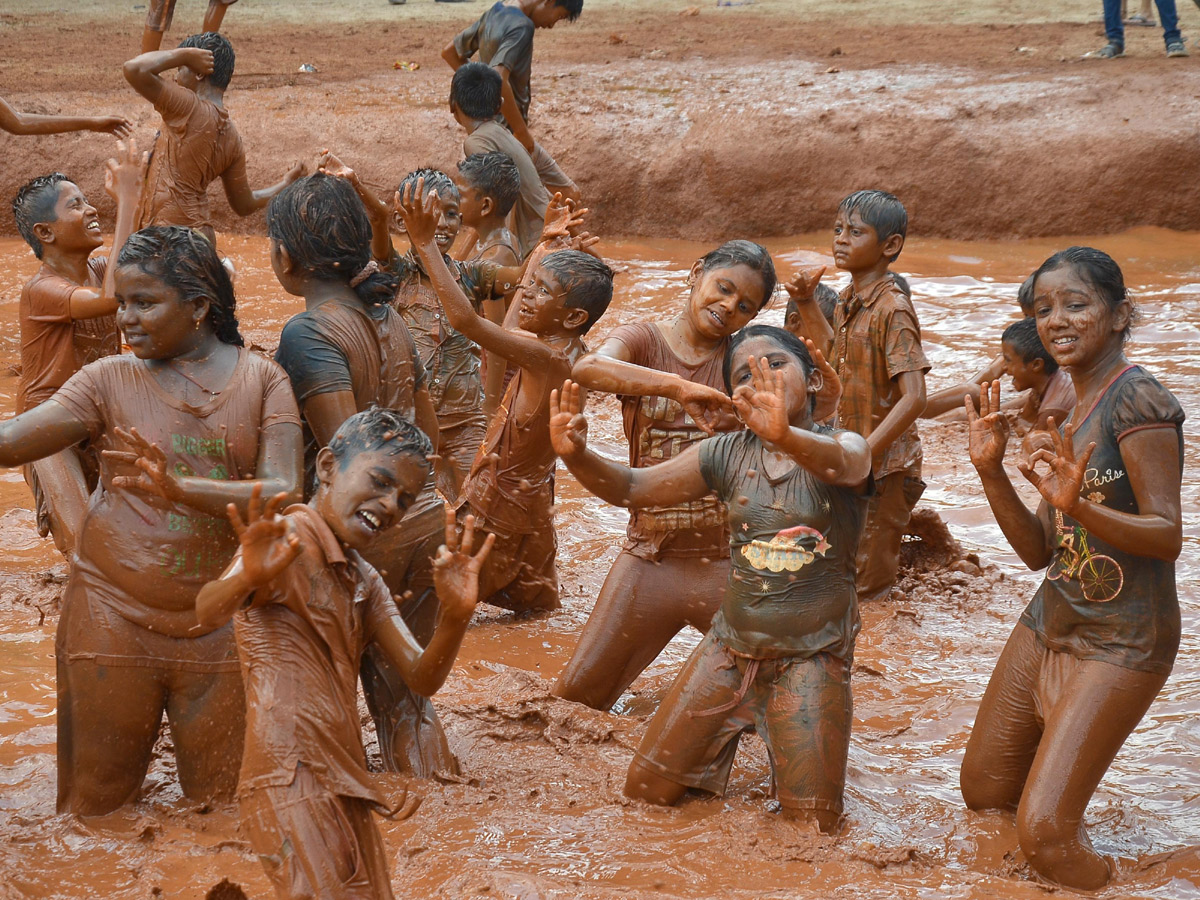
{"left": 141, "top": 0, "right": 238, "bottom": 53}
{"left": 195, "top": 411, "right": 494, "bottom": 900}
{"left": 786, "top": 190, "right": 929, "bottom": 603}
{"left": 0, "top": 95, "right": 131, "bottom": 138}
{"left": 398, "top": 178, "right": 612, "bottom": 613}
{"left": 11, "top": 142, "right": 143, "bottom": 555}
{"left": 124, "top": 32, "right": 304, "bottom": 247}
{"left": 450, "top": 62, "right": 578, "bottom": 259}
{"left": 550, "top": 325, "right": 872, "bottom": 830}
{"left": 999, "top": 317, "right": 1075, "bottom": 430}
{"left": 961, "top": 247, "right": 1184, "bottom": 892}
{"left": 0, "top": 226, "right": 302, "bottom": 815}
{"left": 454, "top": 152, "right": 522, "bottom": 268}
{"left": 268, "top": 168, "right": 459, "bottom": 777}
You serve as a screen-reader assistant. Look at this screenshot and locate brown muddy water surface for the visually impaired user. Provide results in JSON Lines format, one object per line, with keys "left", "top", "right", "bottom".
{"left": 0, "top": 231, "right": 1196, "bottom": 899}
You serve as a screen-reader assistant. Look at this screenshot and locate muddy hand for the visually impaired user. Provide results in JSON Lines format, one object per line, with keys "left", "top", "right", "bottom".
{"left": 284, "top": 159, "right": 307, "bottom": 184}
{"left": 784, "top": 265, "right": 827, "bottom": 302}
{"left": 1017, "top": 418, "right": 1095, "bottom": 514}
{"left": 394, "top": 176, "right": 440, "bottom": 246}
{"left": 104, "top": 425, "right": 184, "bottom": 502}
{"left": 95, "top": 115, "right": 134, "bottom": 139}
{"left": 226, "top": 483, "right": 300, "bottom": 587}
{"left": 317, "top": 149, "right": 357, "bottom": 184}
{"left": 965, "top": 380, "right": 1010, "bottom": 473}
{"left": 732, "top": 355, "right": 789, "bottom": 443}
{"left": 549, "top": 379, "right": 589, "bottom": 459}
{"left": 180, "top": 47, "right": 215, "bottom": 77}
{"left": 432, "top": 506, "right": 496, "bottom": 621}
{"left": 806, "top": 338, "right": 841, "bottom": 421}
{"left": 104, "top": 137, "right": 147, "bottom": 200}
{"left": 677, "top": 381, "right": 734, "bottom": 435}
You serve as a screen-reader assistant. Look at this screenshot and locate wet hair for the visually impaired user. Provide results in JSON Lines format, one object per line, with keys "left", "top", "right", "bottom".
{"left": 1016, "top": 274, "right": 1035, "bottom": 316}
{"left": 116, "top": 226, "right": 244, "bottom": 346}
{"left": 267, "top": 173, "right": 399, "bottom": 307}
{"left": 457, "top": 153, "right": 521, "bottom": 218}
{"left": 12, "top": 173, "right": 72, "bottom": 259}
{"left": 838, "top": 189, "right": 908, "bottom": 261}
{"left": 697, "top": 240, "right": 777, "bottom": 308}
{"left": 785, "top": 282, "right": 839, "bottom": 328}
{"left": 553, "top": 0, "right": 585, "bottom": 21}
{"left": 1029, "top": 246, "right": 1139, "bottom": 344}
{"left": 722, "top": 324, "right": 815, "bottom": 395}
{"left": 178, "top": 32, "right": 235, "bottom": 90}
{"left": 450, "top": 62, "right": 502, "bottom": 121}
{"left": 1002, "top": 317, "right": 1058, "bottom": 375}
{"left": 398, "top": 167, "right": 460, "bottom": 208}
{"left": 540, "top": 250, "right": 614, "bottom": 335}
{"left": 327, "top": 407, "right": 433, "bottom": 468}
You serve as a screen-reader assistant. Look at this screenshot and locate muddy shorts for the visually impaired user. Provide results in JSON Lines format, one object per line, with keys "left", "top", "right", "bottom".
{"left": 856, "top": 471, "right": 925, "bottom": 603}
{"left": 465, "top": 505, "right": 559, "bottom": 613}
{"left": 633, "top": 633, "right": 852, "bottom": 815}
{"left": 241, "top": 764, "right": 394, "bottom": 900}
{"left": 437, "top": 417, "right": 486, "bottom": 499}
{"left": 146, "top": 0, "right": 238, "bottom": 32}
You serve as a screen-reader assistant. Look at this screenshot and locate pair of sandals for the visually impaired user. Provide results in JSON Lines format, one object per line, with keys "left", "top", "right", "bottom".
{"left": 1124, "top": 13, "right": 1157, "bottom": 26}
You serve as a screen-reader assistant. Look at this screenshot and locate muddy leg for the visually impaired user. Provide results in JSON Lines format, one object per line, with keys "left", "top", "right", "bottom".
{"left": 57, "top": 657, "right": 167, "bottom": 815}
{"left": 202, "top": 0, "right": 238, "bottom": 34}
{"left": 960, "top": 622, "right": 1045, "bottom": 812}
{"left": 141, "top": 0, "right": 175, "bottom": 52}
{"left": 553, "top": 553, "right": 726, "bottom": 711}
{"left": 26, "top": 448, "right": 91, "bottom": 558}
{"left": 1016, "top": 660, "right": 1167, "bottom": 891}
{"left": 166, "top": 666, "right": 245, "bottom": 802}
{"left": 855, "top": 472, "right": 924, "bottom": 602}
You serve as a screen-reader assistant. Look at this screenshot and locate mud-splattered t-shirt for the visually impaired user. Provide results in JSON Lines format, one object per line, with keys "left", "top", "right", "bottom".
{"left": 18, "top": 258, "right": 120, "bottom": 413}
{"left": 51, "top": 349, "right": 300, "bottom": 637}
{"left": 698, "top": 428, "right": 867, "bottom": 660}
{"left": 1021, "top": 366, "right": 1184, "bottom": 675}
{"left": 235, "top": 504, "right": 407, "bottom": 810}
{"left": 610, "top": 322, "right": 730, "bottom": 561}
{"left": 453, "top": 2, "right": 535, "bottom": 121}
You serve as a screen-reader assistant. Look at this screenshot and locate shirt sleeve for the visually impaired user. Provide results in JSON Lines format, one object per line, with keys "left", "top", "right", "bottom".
{"left": 275, "top": 315, "right": 356, "bottom": 403}
{"left": 453, "top": 19, "right": 483, "bottom": 60}
{"left": 46, "top": 362, "right": 108, "bottom": 441}
{"left": 697, "top": 432, "right": 733, "bottom": 500}
{"left": 153, "top": 79, "right": 199, "bottom": 132}
{"left": 1112, "top": 373, "right": 1185, "bottom": 440}
{"left": 25, "top": 275, "right": 78, "bottom": 325}
{"left": 361, "top": 564, "right": 416, "bottom": 646}
{"left": 490, "top": 18, "right": 534, "bottom": 72}
{"left": 258, "top": 355, "right": 303, "bottom": 430}
{"left": 882, "top": 304, "right": 931, "bottom": 380}
{"left": 531, "top": 143, "right": 578, "bottom": 196}
{"left": 458, "top": 259, "right": 498, "bottom": 307}
{"left": 605, "top": 322, "right": 654, "bottom": 367}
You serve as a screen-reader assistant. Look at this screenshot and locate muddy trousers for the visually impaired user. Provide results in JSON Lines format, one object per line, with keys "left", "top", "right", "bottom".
{"left": 960, "top": 623, "right": 1168, "bottom": 891}
{"left": 553, "top": 552, "right": 728, "bottom": 711}
{"left": 360, "top": 501, "right": 459, "bottom": 777}
{"left": 855, "top": 471, "right": 924, "bottom": 603}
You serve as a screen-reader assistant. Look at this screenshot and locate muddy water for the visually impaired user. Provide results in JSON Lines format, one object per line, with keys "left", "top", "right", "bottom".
{"left": 0, "top": 230, "right": 1196, "bottom": 899}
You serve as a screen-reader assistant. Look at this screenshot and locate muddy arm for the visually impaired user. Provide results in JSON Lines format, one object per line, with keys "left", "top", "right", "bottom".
{"left": 0, "top": 96, "right": 132, "bottom": 138}
{"left": 0, "top": 402, "right": 91, "bottom": 469}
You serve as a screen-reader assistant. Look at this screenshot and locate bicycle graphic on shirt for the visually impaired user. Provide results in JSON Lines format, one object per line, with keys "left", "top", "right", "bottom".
{"left": 1047, "top": 508, "right": 1124, "bottom": 603}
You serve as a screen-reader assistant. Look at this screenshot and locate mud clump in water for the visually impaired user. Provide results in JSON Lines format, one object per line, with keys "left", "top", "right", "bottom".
{"left": 204, "top": 880, "right": 249, "bottom": 900}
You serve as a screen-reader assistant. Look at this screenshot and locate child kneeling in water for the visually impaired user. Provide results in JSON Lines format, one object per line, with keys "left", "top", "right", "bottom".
{"left": 196, "top": 409, "right": 494, "bottom": 900}
{"left": 550, "top": 325, "right": 872, "bottom": 830}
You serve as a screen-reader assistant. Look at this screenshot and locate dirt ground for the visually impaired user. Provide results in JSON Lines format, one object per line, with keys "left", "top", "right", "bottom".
{"left": 2, "top": 0, "right": 1200, "bottom": 241}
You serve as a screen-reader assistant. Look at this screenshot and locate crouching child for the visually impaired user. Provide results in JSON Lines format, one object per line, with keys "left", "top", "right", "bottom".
{"left": 194, "top": 409, "right": 494, "bottom": 900}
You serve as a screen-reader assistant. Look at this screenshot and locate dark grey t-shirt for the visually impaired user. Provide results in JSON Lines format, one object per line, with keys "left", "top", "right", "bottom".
{"left": 453, "top": 2, "right": 535, "bottom": 121}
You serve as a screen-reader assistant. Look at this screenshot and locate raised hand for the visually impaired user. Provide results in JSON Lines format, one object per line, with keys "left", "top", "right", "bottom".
{"left": 227, "top": 483, "right": 301, "bottom": 588}
{"left": 284, "top": 160, "right": 307, "bottom": 184}
{"left": 677, "top": 381, "right": 735, "bottom": 435}
{"left": 783, "top": 265, "right": 827, "bottom": 303}
{"left": 1017, "top": 418, "right": 1095, "bottom": 514}
{"left": 103, "top": 425, "right": 185, "bottom": 502}
{"left": 394, "top": 176, "right": 440, "bottom": 246}
{"left": 94, "top": 116, "right": 134, "bottom": 139}
{"left": 805, "top": 338, "right": 841, "bottom": 421}
{"left": 104, "top": 138, "right": 147, "bottom": 200}
{"left": 965, "top": 380, "right": 1011, "bottom": 474}
{"left": 179, "top": 47, "right": 215, "bottom": 77}
{"left": 549, "top": 379, "right": 589, "bottom": 459}
{"left": 432, "top": 505, "right": 496, "bottom": 622}
{"left": 541, "top": 194, "right": 589, "bottom": 244}
{"left": 317, "top": 149, "right": 357, "bottom": 184}
{"left": 732, "top": 355, "right": 790, "bottom": 444}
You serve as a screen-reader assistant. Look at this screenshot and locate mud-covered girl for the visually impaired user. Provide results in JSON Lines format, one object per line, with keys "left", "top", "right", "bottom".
{"left": 550, "top": 325, "right": 871, "bottom": 830}
{"left": 961, "top": 247, "right": 1184, "bottom": 891}
{"left": 0, "top": 226, "right": 302, "bottom": 815}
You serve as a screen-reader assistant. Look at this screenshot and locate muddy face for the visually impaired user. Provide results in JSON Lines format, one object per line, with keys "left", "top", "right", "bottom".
{"left": 832, "top": 210, "right": 886, "bottom": 273}
{"left": 684, "top": 262, "right": 767, "bottom": 342}
{"left": 114, "top": 265, "right": 207, "bottom": 360}
{"left": 39, "top": 182, "right": 102, "bottom": 256}
{"left": 727, "top": 333, "right": 818, "bottom": 426}
{"left": 515, "top": 265, "right": 571, "bottom": 334}
{"left": 314, "top": 449, "right": 428, "bottom": 550}
{"left": 1000, "top": 340, "right": 1041, "bottom": 393}
{"left": 1031, "top": 265, "right": 1129, "bottom": 369}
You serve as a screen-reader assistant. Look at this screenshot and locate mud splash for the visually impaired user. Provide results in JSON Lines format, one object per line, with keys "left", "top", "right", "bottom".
{"left": 0, "top": 229, "right": 1197, "bottom": 899}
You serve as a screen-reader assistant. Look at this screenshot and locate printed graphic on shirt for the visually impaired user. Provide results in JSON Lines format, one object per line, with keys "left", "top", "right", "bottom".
{"left": 636, "top": 396, "right": 724, "bottom": 531}
{"left": 741, "top": 525, "right": 831, "bottom": 574}
{"left": 1048, "top": 508, "right": 1124, "bottom": 603}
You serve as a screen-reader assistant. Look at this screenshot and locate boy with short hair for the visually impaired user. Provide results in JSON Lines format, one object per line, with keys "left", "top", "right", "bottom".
{"left": 124, "top": 32, "right": 303, "bottom": 247}
{"left": 10, "top": 142, "right": 143, "bottom": 554}
{"left": 442, "top": 0, "right": 583, "bottom": 151}
{"left": 399, "top": 179, "right": 612, "bottom": 612}
{"left": 455, "top": 152, "right": 522, "bottom": 267}
{"left": 786, "top": 189, "right": 930, "bottom": 603}
{"left": 450, "top": 61, "right": 578, "bottom": 259}
{"left": 1000, "top": 317, "right": 1075, "bottom": 430}
{"left": 195, "top": 409, "right": 494, "bottom": 900}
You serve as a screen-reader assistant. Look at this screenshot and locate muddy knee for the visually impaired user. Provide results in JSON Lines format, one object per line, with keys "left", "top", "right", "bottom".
{"left": 623, "top": 760, "right": 686, "bottom": 807}
{"left": 1017, "top": 805, "right": 1111, "bottom": 891}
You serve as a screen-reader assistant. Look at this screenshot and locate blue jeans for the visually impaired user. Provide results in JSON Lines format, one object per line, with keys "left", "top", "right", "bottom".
{"left": 1104, "top": 0, "right": 1182, "bottom": 46}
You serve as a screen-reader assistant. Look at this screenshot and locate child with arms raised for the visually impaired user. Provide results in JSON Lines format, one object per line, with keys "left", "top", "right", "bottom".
{"left": 196, "top": 410, "right": 493, "bottom": 900}
{"left": 11, "top": 142, "right": 143, "bottom": 555}
{"left": 398, "top": 178, "right": 612, "bottom": 613}
{"left": 550, "top": 326, "right": 872, "bottom": 830}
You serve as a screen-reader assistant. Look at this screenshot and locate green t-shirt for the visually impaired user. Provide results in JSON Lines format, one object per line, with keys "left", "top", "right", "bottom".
{"left": 698, "top": 428, "right": 868, "bottom": 660}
